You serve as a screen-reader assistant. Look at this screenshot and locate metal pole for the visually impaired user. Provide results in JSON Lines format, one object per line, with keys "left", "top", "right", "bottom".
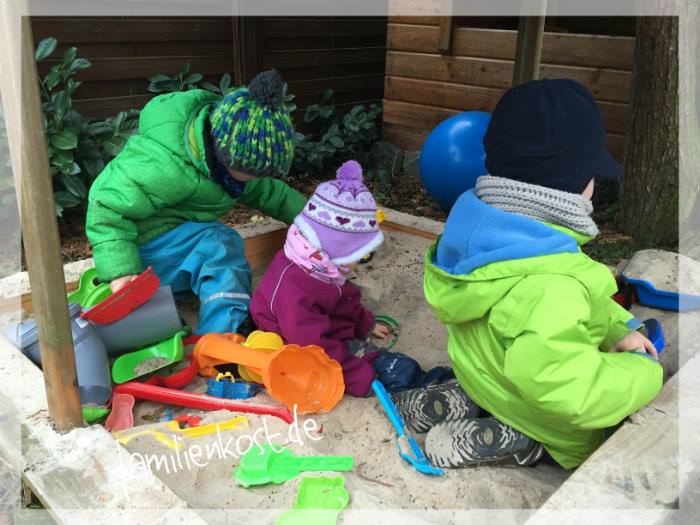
{"left": 512, "top": 1, "right": 548, "bottom": 86}
{"left": 0, "top": 12, "right": 83, "bottom": 431}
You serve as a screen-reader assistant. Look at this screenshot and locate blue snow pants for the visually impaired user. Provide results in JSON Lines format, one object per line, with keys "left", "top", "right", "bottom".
{"left": 139, "top": 221, "right": 251, "bottom": 334}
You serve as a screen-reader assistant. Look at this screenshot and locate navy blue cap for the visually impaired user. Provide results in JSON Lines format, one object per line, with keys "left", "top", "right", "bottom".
{"left": 483, "top": 78, "right": 621, "bottom": 194}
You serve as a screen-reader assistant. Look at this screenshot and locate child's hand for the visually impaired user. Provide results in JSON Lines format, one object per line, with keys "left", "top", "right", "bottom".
{"left": 372, "top": 323, "right": 392, "bottom": 342}
{"left": 110, "top": 274, "right": 137, "bottom": 293}
{"left": 610, "top": 331, "right": 658, "bottom": 360}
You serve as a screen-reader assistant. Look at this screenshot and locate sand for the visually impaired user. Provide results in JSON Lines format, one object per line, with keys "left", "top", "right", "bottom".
{"left": 120, "top": 230, "right": 570, "bottom": 515}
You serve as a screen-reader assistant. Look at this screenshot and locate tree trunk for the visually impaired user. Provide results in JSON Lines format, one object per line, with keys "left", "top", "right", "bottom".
{"left": 617, "top": 16, "right": 679, "bottom": 247}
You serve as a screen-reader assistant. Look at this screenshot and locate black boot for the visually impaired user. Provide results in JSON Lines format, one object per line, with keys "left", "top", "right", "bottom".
{"left": 425, "top": 416, "right": 544, "bottom": 468}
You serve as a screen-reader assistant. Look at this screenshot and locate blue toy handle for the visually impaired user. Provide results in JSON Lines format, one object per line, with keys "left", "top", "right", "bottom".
{"left": 372, "top": 380, "right": 407, "bottom": 438}
{"left": 643, "top": 318, "right": 665, "bottom": 355}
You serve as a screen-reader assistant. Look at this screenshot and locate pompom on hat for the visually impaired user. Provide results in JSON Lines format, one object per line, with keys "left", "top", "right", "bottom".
{"left": 209, "top": 69, "right": 294, "bottom": 178}
{"left": 294, "top": 160, "right": 384, "bottom": 265}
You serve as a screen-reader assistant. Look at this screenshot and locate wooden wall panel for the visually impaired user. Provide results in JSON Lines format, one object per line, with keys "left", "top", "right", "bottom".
{"left": 383, "top": 20, "right": 635, "bottom": 157}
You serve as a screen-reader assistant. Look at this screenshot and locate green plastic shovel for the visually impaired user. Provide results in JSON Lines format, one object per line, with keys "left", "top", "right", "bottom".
{"left": 68, "top": 268, "right": 112, "bottom": 309}
{"left": 234, "top": 444, "right": 353, "bottom": 488}
{"left": 111, "top": 329, "right": 188, "bottom": 384}
{"left": 276, "top": 477, "right": 349, "bottom": 525}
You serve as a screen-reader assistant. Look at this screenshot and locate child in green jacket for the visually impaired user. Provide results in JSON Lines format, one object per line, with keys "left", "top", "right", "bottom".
{"left": 395, "top": 79, "right": 663, "bottom": 469}
{"left": 86, "top": 70, "right": 306, "bottom": 334}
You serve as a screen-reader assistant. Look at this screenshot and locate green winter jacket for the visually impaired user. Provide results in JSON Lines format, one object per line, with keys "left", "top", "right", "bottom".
{"left": 424, "top": 191, "right": 663, "bottom": 468}
{"left": 86, "top": 90, "right": 306, "bottom": 281}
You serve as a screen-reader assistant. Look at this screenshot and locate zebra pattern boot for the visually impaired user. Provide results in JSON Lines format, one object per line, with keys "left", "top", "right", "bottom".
{"left": 392, "top": 378, "right": 480, "bottom": 434}
{"left": 425, "top": 416, "right": 544, "bottom": 468}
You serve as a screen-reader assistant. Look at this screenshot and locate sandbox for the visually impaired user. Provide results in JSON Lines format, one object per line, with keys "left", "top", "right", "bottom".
{"left": 0, "top": 209, "right": 696, "bottom": 524}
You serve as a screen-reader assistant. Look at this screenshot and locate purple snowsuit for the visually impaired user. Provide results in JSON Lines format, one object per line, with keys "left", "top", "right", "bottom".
{"left": 250, "top": 250, "right": 378, "bottom": 397}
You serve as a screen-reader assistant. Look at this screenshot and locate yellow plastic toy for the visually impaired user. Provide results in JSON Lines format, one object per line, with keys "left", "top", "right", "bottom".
{"left": 113, "top": 416, "right": 249, "bottom": 450}
{"left": 239, "top": 331, "right": 285, "bottom": 383}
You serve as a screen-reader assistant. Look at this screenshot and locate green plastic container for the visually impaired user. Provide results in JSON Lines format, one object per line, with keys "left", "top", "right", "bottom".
{"left": 111, "top": 329, "right": 188, "bottom": 384}
{"left": 277, "top": 477, "right": 349, "bottom": 525}
{"left": 68, "top": 268, "right": 112, "bottom": 309}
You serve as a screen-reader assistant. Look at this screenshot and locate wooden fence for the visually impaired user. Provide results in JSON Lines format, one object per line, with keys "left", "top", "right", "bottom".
{"left": 31, "top": 16, "right": 387, "bottom": 122}
{"left": 383, "top": 17, "right": 635, "bottom": 157}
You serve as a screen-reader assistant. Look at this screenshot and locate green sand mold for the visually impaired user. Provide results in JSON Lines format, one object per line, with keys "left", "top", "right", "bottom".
{"left": 82, "top": 405, "right": 111, "bottom": 424}
{"left": 234, "top": 444, "right": 353, "bottom": 488}
{"left": 111, "top": 329, "right": 188, "bottom": 384}
{"left": 276, "top": 477, "right": 349, "bottom": 525}
{"left": 68, "top": 268, "right": 112, "bottom": 309}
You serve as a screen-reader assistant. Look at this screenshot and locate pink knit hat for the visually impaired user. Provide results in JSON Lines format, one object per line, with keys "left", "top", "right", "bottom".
{"left": 294, "top": 160, "right": 384, "bottom": 265}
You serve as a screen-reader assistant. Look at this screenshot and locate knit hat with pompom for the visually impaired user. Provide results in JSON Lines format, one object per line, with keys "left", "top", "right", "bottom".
{"left": 209, "top": 69, "right": 294, "bottom": 178}
{"left": 294, "top": 160, "right": 384, "bottom": 265}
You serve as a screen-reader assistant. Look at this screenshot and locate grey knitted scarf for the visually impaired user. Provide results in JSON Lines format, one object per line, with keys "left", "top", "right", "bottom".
{"left": 475, "top": 176, "right": 599, "bottom": 237}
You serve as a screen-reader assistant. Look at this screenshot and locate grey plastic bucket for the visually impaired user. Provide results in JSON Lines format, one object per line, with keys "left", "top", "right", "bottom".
{"left": 90, "top": 285, "right": 183, "bottom": 355}
{"left": 4, "top": 302, "right": 112, "bottom": 405}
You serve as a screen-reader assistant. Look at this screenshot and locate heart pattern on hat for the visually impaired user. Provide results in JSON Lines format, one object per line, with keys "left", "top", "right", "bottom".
{"left": 336, "top": 216, "right": 350, "bottom": 225}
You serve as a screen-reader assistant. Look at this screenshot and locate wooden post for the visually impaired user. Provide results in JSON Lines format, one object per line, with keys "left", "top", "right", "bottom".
{"left": 512, "top": 1, "right": 547, "bottom": 86}
{"left": 0, "top": 12, "right": 83, "bottom": 431}
{"left": 237, "top": 18, "right": 260, "bottom": 84}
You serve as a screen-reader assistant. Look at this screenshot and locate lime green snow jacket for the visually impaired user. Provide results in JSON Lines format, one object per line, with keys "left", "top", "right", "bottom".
{"left": 424, "top": 190, "right": 663, "bottom": 468}
{"left": 86, "top": 90, "right": 306, "bottom": 282}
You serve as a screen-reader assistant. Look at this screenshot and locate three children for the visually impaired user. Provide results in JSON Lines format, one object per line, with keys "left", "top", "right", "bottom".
{"left": 88, "top": 72, "right": 663, "bottom": 470}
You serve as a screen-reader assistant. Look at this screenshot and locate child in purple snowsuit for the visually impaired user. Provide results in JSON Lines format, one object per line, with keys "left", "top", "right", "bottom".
{"left": 250, "top": 160, "right": 389, "bottom": 397}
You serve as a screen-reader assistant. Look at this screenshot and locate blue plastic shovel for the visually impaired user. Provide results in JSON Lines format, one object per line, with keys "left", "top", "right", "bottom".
{"left": 372, "top": 379, "right": 444, "bottom": 476}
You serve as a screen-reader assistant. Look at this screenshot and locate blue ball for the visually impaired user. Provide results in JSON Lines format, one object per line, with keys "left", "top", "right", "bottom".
{"left": 419, "top": 111, "right": 491, "bottom": 211}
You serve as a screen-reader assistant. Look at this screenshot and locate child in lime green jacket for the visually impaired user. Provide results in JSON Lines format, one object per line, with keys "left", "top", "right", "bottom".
{"left": 395, "top": 79, "right": 663, "bottom": 469}
{"left": 86, "top": 70, "right": 306, "bottom": 334}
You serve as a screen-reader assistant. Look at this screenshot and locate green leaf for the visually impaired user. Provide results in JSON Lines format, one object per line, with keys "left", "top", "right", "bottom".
{"left": 62, "top": 47, "right": 77, "bottom": 66}
{"left": 114, "top": 111, "right": 127, "bottom": 132}
{"left": 184, "top": 73, "right": 203, "bottom": 85}
{"left": 60, "top": 162, "right": 82, "bottom": 177}
{"left": 53, "top": 190, "right": 82, "bottom": 209}
{"left": 70, "top": 58, "right": 91, "bottom": 73}
{"left": 148, "top": 73, "right": 172, "bottom": 83}
{"left": 88, "top": 122, "right": 114, "bottom": 136}
{"left": 50, "top": 129, "right": 78, "bottom": 150}
{"left": 304, "top": 106, "right": 320, "bottom": 123}
{"left": 81, "top": 156, "right": 105, "bottom": 178}
{"left": 179, "top": 63, "right": 191, "bottom": 78}
{"left": 61, "top": 172, "right": 86, "bottom": 195}
{"left": 148, "top": 81, "right": 166, "bottom": 93}
{"left": 322, "top": 89, "right": 333, "bottom": 103}
{"left": 201, "top": 82, "right": 220, "bottom": 93}
{"left": 43, "top": 71, "right": 61, "bottom": 91}
{"left": 329, "top": 136, "right": 344, "bottom": 148}
{"left": 35, "top": 38, "right": 57, "bottom": 61}
{"left": 219, "top": 73, "right": 232, "bottom": 94}
{"left": 52, "top": 149, "right": 73, "bottom": 166}
{"left": 102, "top": 134, "right": 128, "bottom": 156}
{"left": 51, "top": 91, "right": 70, "bottom": 123}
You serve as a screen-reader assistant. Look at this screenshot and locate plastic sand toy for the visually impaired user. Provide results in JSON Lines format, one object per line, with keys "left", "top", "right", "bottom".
{"left": 207, "top": 372, "right": 261, "bottom": 399}
{"left": 111, "top": 329, "right": 189, "bottom": 384}
{"left": 234, "top": 444, "right": 353, "bottom": 487}
{"left": 104, "top": 393, "right": 135, "bottom": 432}
{"left": 194, "top": 333, "right": 344, "bottom": 414}
{"left": 276, "top": 477, "right": 350, "bottom": 525}
{"left": 643, "top": 318, "right": 666, "bottom": 355}
{"left": 114, "top": 416, "right": 248, "bottom": 450}
{"left": 373, "top": 315, "right": 401, "bottom": 350}
{"left": 113, "top": 381, "right": 294, "bottom": 423}
{"left": 372, "top": 380, "right": 444, "bottom": 476}
{"left": 82, "top": 267, "right": 160, "bottom": 324}
{"left": 68, "top": 268, "right": 112, "bottom": 309}
{"left": 82, "top": 405, "right": 110, "bottom": 424}
{"left": 144, "top": 354, "right": 199, "bottom": 389}
{"left": 239, "top": 331, "right": 285, "bottom": 383}
{"left": 193, "top": 332, "right": 247, "bottom": 378}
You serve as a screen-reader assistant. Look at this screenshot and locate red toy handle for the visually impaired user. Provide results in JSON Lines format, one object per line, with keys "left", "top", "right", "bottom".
{"left": 113, "top": 382, "right": 294, "bottom": 424}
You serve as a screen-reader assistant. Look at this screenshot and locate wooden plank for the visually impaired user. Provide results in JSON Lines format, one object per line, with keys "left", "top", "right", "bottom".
{"left": 383, "top": 122, "right": 426, "bottom": 150}
{"left": 389, "top": 16, "right": 440, "bottom": 26}
{"left": 386, "top": 51, "right": 632, "bottom": 103}
{"left": 31, "top": 18, "right": 233, "bottom": 43}
{"left": 263, "top": 47, "right": 386, "bottom": 68}
{"left": 129, "top": 40, "right": 234, "bottom": 58}
{"left": 288, "top": 74, "right": 385, "bottom": 97}
{"left": 0, "top": 14, "right": 83, "bottom": 430}
{"left": 238, "top": 17, "right": 260, "bottom": 84}
{"left": 512, "top": 13, "right": 546, "bottom": 86}
{"left": 73, "top": 94, "right": 155, "bottom": 118}
{"left": 38, "top": 55, "right": 233, "bottom": 82}
{"left": 387, "top": 25, "right": 635, "bottom": 70}
{"left": 383, "top": 99, "right": 626, "bottom": 159}
{"left": 261, "top": 19, "right": 387, "bottom": 37}
{"left": 385, "top": 76, "right": 629, "bottom": 134}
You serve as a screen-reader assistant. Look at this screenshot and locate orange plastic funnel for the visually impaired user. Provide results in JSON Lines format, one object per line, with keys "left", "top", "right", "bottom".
{"left": 193, "top": 335, "right": 344, "bottom": 414}
{"left": 193, "top": 333, "right": 245, "bottom": 377}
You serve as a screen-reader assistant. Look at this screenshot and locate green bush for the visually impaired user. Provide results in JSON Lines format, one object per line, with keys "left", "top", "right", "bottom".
{"left": 36, "top": 37, "right": 140, "bottom": 216}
